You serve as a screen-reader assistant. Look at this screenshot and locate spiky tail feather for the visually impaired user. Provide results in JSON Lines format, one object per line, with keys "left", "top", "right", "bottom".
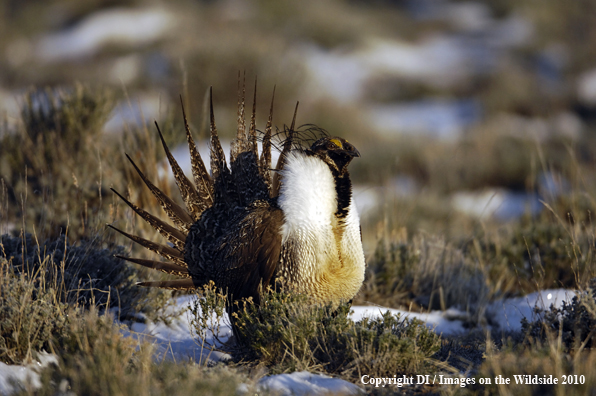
{"left": 111, "top": 79, "right": 290, "bottom": 290}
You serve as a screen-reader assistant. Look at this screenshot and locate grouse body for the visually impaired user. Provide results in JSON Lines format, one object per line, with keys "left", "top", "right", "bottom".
{"left": 110, "top": 84, "right": 366, "bottom": 310}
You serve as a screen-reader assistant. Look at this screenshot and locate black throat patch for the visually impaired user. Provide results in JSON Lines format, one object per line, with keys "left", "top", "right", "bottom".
{"left": 331, "top": 169, "right": 352, "bottom": 220}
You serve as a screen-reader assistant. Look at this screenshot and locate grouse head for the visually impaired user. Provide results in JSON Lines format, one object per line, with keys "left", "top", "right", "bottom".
{"left": 308, "top": 136, "right": 360, "bottom": 176}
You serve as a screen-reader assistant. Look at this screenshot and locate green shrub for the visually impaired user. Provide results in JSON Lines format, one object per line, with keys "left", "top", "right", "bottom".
{"left": 473, "top": 280, "right": 596, "bottom": 395}
{"left": 522, "top": 279, "right": 596, "bottom": 351}
{"left": 192, "top": 287, "right": 442, "bottom": 382}
{"left": 188, "top": 281, "right": 230, "bottom": 360}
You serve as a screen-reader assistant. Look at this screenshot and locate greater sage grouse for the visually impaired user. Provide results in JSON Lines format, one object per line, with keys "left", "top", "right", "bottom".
{"left": 110, "top": 84, "right": 365, "bottom": 310}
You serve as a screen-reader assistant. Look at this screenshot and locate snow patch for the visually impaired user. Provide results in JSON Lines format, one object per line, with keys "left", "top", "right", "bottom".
{"left": 487, "top": 289, "right": 575, "bottom": 332}
{"left": 366, "top": 99, "right": 481, "bottom": 139}
{"left": 302, "top": 37, "right": 471, "bottom": 103}
{"left": 124, "top": 295, "right": 232, "bottom": 364}
{"left": 351, "top": 306, "right": 469, "bottom": 336}
{"left": 258, "top": 371, "right": 363, "bottom": 396}
{"left": 36, "top": 8, "right": 175, "bottom": 62}
{"left": 0, "top": 353, "right": 57, "bottom": 396}
{"left": 451, "top": 189, "right": 542, "bottom": 221}
{"left": 104, "top": 94, "right": 169, "bottom": 134}
{"left": 578, "top": 67, "right": 596, "bottom": 105}
{"left": 352, "top": 289, "right": 576, "bottom": 334}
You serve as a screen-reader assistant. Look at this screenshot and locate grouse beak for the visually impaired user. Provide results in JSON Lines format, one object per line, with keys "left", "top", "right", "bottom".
{"left": 343, "top": 147, "right": 360, "bottom": 158}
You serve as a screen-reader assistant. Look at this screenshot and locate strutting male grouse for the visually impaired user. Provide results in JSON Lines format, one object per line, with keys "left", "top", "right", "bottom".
{"left": 110, "top": 82, "right": 366, "bottom": 311}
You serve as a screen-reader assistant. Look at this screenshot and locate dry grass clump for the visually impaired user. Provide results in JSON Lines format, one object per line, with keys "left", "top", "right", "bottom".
{"left": 0, "top": 83, "right": 182, "bottom": 246}
{"left": 472, "top": 215, "right": 596, "bottom": 296}
{"left": 0, "top": 85, "right": 114, "bottom": 238}
{"left": 0, "top": 233, "right": 172, "bottom": 320}
{"left": 474, "top": 335, "right": 596, "bottom": 396}
{"left": 0, "top": 232, "right": 173, "bottom": 365}
{"left": 1, "top": 235, "right": 255, "bottom": 396}
{"left": 358, "top": 232, "right": 489, "bottom": 318}
{"left": 0, "top": 254, "right": 70, "bottom": 365}
{"left": 11, "top": 308, "right": 251, "bottom": 396}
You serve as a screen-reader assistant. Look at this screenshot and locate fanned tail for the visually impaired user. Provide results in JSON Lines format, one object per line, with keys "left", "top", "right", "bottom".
{"left": 112, "top": 80, "right": 281, "bottom": 290}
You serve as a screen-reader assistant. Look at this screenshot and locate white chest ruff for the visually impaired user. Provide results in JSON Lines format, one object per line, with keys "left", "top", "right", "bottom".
{"left": 278, "top": 151, "right": 365, "bottom": 303}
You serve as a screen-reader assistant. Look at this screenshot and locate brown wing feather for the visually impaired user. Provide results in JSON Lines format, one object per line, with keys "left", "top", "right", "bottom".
{"left": 214, "top": 204, "right": 283, "bottom": 302}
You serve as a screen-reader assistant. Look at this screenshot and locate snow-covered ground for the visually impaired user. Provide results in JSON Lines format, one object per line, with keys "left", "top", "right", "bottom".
{"left": 366, "top": 99, "right": 481, "bottom": 140}
{"left": 0, "top": 353, "right": 57, "bottom": 396}
{"left": 35, "top": 7, "right": 176, "bottom": 63}
{"left": 0, "top": 289, "right": 576, "bottom": 395}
